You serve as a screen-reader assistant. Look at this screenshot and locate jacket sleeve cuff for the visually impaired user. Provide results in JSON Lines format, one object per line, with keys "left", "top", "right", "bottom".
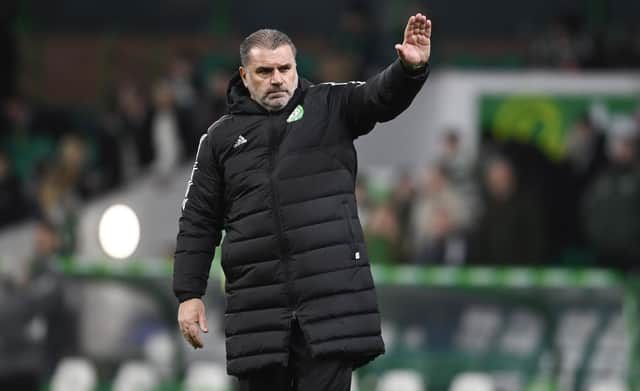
{"left": 397, "top": 59, "right": 430, "bottom": 79}
{"left": 177, "top": 292, "right": 203, "bottom": 303}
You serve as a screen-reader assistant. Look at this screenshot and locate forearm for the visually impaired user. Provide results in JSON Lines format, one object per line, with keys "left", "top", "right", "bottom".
{"left": 173, "top": 223, "right": 219, "bottom": 302}
{"left": 374, "top": 58, "right": 429, "bottom": 120}
{"left": 346, "top": 58, "right": 429, "bottom": 128}
{"left": 173, "top": 131, "right": 224, "bottom": 302}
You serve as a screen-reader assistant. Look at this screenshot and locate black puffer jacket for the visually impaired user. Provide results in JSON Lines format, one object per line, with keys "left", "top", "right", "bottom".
{"left": 174, "top": 59, "right": 428, "bottom": 376}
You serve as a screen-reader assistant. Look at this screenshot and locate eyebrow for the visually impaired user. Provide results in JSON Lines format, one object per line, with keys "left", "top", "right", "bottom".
{"left": 255, "top": 64, "right": 293, "bottom": 72}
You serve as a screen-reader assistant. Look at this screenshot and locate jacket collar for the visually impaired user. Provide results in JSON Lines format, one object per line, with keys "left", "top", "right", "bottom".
{"left": 226, "top": 71, "right": 311, "bottom": 115}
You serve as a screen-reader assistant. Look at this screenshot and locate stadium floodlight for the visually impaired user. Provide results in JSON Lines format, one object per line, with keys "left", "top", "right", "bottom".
{"left": 98, "top": 204, "right": 140, "bottom": 259}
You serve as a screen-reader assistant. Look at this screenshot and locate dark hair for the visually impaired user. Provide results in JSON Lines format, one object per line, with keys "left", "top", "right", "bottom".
{"left": 239, "top": 29, "right": 297, "bottom": 66}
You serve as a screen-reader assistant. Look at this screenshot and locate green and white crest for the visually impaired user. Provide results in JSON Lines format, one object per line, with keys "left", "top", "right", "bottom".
{"left": 286, "top": 105, "right": 304, "bottom": 123}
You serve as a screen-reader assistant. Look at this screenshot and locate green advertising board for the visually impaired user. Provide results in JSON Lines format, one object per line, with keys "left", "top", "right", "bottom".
{"left": 479, "top": 94, "right": 638, "bottom": 160}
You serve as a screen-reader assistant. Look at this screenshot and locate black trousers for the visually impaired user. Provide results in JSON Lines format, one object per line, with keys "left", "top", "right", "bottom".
{"left": 237, "top": 320, "right": 352, "bottom": 391}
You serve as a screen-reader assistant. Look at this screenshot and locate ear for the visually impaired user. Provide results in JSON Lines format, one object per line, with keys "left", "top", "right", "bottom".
{"left": 239, "top": 66, "right": 248, "bottom": 88}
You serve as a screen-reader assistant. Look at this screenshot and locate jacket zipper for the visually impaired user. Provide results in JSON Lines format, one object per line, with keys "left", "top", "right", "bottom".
{"left": 267, "top": 113, "right": 296, "bottom": 320}
{"left": 342, "top": 201, "right": 360, "bottom": 261}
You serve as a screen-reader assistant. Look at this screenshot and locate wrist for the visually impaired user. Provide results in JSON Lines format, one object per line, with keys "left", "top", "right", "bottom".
{"left": 177, "top": 292, "right": 203, "bottom": 303}
{"left": 400, "top": 59, "right": 427, "bottom": 72}
{"left": 399, "top": 59, "right": 428, "bottom": 76}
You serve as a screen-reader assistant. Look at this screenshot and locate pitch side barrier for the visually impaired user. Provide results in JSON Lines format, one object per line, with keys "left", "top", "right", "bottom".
{"left": 55, "top": 257, "right": 639, "bottom": 391}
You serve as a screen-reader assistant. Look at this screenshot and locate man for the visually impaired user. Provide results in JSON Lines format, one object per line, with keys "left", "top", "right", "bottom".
{"left": 583, "top": 126, "right": 640, "bottom": 270}
{"left": 174, "top": 13, "right": 432, "bottom": 390}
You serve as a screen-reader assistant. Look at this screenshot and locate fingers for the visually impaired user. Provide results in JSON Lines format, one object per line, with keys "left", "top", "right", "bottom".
{"left": 418, "top": 22, "right": 431, "bottom": 46}
{"left": 403, "top": 15, "right": 415, "bottom": 42}
{"left": 410, "top": 14, "right": 430, "bottom": 38}
{"left": 403, "top": 13, "right": 432, "bottom": 46}
{"left": 189, "top": 323, "right": 204, "bottom": 348}
{"left": 198, "top": 310, "right": 209, "bottom": 333}
{"left": 180, "top": 322, "right": 204, "bottom": 349}
{"left": 181, "top": 325, "right": 194, "bottom": 347}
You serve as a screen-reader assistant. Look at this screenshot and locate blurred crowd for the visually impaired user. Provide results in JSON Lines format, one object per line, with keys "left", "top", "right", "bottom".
{"left": 2, "top": 0, "right": 640, "bottom": 270}
{"left": 527, "top": 13, "right": 640, "bottom": 69}
{"left": 1, "top": 3, "right": 639, "bottom": 390}
{"left": 0, "top": 53, "right": 230, "bottom": 251}
{"left": 359, "top": 109, "right": 640, "bottom": 270}
{"left": 2, "top": 48, "right": 640, "bottom": 272}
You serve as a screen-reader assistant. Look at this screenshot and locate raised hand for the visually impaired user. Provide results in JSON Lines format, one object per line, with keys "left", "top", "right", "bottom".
{"left": 395, "top": 13, "right": 432, "bottom": 68}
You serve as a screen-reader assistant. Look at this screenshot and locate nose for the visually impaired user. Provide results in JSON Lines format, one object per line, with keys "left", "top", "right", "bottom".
{"left": 271, "top": 70, "right": 283, "bottom": 85}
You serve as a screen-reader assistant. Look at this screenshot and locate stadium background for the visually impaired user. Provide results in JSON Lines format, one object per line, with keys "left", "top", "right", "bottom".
{"left": 1, "top": 0, "right": 640, "bottom": 390}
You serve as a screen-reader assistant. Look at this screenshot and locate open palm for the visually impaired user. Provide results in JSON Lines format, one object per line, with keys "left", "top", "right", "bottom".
{"left": 395, "top": 13, "right": 432, "bottom": 67}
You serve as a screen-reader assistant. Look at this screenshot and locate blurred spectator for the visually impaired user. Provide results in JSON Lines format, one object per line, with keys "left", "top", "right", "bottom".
{"left": 149, "top": 79, "right": 195, "bottom": 178}
{"left": 411, "top": 165, "right": 470, "bottom": 264}
{"left": 562, "top": 114, "right": 609, "bottom": 249}
{"left": 437, "top": 130, "right": 473, "bottom": 186}
{"left": 582, "top": 117, "right": 640, "bottom": 270}
{"left": 26, "top": 222, "right": 78, "bottom": 378}
{"left": 415, "top": 205, "right": 468, "bottom": 266}
{"left": 1, "top": 96, "right": 56, "bottom": 183}
{"left": 102, "top": 80, "right": 152, "bottom": 183}
{"left": 168, "top": 52, "right": 199, "bottom": 112}
{"left": 364, "top": 201, "right": 402, "bottom": 264}
{"left": 391, "top": 170, "right": 416, "bottom": 261}
{"left": 488, "top": 139, "right": 575, "bottom": 259}
{"left": 194, "top": 68, "right": 230, "bottom": 134}
{"left": 565, "top": 114, "right": 608, "bottom": 190}
{"left": 469, "top": 157, "right": 546, "bottom": 265}
{"left": 0, "top": 220, "right": 77, "bottom": 390}
{"left": 0, "top": 151, "right": 31, "bottom": 228}
{"left": 56, "top": 133, "right": 97, "bottom": 200}
{"left": 436, "top": 129, "right": 479, "bottom": 220}
{"left": 89, "top": 124, "right": 125, "bottom": 194}
{"left": 34, "top": 134, "right": 93, "bottom": 254}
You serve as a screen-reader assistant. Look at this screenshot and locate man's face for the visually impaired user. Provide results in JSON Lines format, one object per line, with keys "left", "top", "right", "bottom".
{"left": 486, "top": 161, "right": 515, "bottom": 200}
{"left": 239, "top": 45, "right": 298, "bottom": 111}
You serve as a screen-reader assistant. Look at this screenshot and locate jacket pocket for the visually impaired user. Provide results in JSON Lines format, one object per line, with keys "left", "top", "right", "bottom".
{"left": 341, "top": 201, "right": 361, "bottom": 261}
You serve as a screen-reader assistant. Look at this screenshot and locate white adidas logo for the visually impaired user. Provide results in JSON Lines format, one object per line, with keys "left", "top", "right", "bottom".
{"left": 233, "top": 135, "right": 247, "bottom": 148}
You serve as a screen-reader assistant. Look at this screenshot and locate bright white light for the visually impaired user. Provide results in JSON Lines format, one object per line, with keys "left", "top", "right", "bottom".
{"left": 98, "top": 204, "right": 140, "bottom": 259}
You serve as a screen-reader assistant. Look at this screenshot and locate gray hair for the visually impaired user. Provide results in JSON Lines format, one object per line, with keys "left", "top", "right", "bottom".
{"left": 239, "top": 29, "right": 297, "bottom": 66}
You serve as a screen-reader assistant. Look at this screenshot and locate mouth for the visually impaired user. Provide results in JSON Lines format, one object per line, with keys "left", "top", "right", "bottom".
{"left": 267, "top": 91, "right": 287, "bottom": 96}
